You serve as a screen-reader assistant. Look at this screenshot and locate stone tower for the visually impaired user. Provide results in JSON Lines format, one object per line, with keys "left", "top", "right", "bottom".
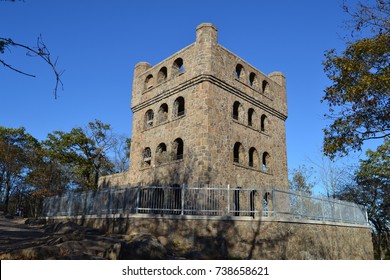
{"left": 99, "top": 23, "right": 288, "bottom": 189}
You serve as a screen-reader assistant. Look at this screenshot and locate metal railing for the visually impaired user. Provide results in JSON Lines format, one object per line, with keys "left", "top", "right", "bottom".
{"left": 41, "top": 185, "right": 368, "bottom": 225}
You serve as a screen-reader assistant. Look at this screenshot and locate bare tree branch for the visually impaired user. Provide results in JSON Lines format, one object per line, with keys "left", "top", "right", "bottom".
{"left": 0, "top": 36, "right": 64, "bottom": 99}
{"left": 0, "top": 58, "right": 36, "bottom": 77}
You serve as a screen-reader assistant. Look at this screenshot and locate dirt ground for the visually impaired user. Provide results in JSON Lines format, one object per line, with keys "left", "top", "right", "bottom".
{"left": 0, "top": 213, "right": 189, "bottom": 260}
{"left": 0, "top": 214, "right": 49, "bottom": 254}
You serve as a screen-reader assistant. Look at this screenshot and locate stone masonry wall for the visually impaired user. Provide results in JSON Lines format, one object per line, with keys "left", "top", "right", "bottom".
{"left": 49, "top": 215, "right": 373, "bottom": 260}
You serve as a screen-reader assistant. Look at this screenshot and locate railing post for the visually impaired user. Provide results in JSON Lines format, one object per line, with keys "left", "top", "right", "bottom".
{"left": 365, "top": 206, "right": 369, "bottom": 225}
{"left": 330, "top": 199, "right": 335, "bottom": 222}
{"left": 135, "top": 186, "right": 140, "bottom": 214}
{"left": 300, "top": 190, "right": 303, "bottom": 219}
{"left": 108, "top": 188, "right": 113, "bottom": 214}
{"left": 227, "top": 184, "right": 230, "bottom": 215}
{"left": 272, "top": 186, "right": 275, "bottom": 217}
{"left": 181, "top": 184, "right": 185, "bottom": 215}
{"left": 338, "top": 200, "right": 342, "bottom": 222}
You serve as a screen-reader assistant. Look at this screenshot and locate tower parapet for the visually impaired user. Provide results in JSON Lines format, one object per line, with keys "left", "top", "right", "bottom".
{"left": 196, "top": 23, "right": 218, "bottom": 45}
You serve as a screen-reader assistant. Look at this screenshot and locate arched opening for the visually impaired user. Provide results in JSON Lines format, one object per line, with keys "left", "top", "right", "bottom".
{"left": 233, "top": 142, "right": 244, "bottom": 164}
{"left": 142, "top": 147, "right": 152, "bottom": 167}
{"left": 262, "top": 152, "right": 270, "bottom": 172}
{"left": 173, "top": 138, "right": 184, "bottom": 160}
{"left": 174, "top": 96, "right": 185, "bottom": 117}
{"left": 151, "top": 187, "right": 164, "bottom": 214}
{"left": 155, "top": 143, "right": 167, "bottom": 165}
{"left": 157, "top": 67, "right": 168, "bottom": 83}
{"left": 139, "top": 187, "right": 164, "bottom": 214}
{"left": 248, "top": 108, "right": 255, "bottom": 127}
{"left": 249, "top": 72, "right": 258, "bottom": 89}
{"left": 235, "top": 64, "right": 245, "bottom": 80}
{"left": 262, "top": 80, "right": 270, "bottom": 95}
{"left": 263, "top": 192, "right": 271, "bottom": 216}
{"left": 173, "top": 58, "right": 184, "bottom": 76}
{"left": 145, "top": 74, "right": 154, "bottom": 90}
{"left": 261, "top": 114, "right": 267, "bottom": 132}
{"left": 157, "top": 103, "right": 168, "bottom": 124}
{"left": 232, "top": 101, "right": 240, "bottom": 120}
{"left": 249, "top": 147, "right": 259, "bottom": 168}
{"left": 145, "top": 109, "right": 154, "bottom": 128}
{"left": 232, "top": 101, "right": 244, "bottom": 122}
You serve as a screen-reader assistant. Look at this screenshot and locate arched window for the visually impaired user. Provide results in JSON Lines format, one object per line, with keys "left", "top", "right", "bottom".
{"left": 232, "top": 101, "right": 244, "bottom": 121}
{"left": 248, "top": 108, "right": 255, "bottom": 127}
{"left": 157, "top": 67, "right": 168, "bottom": 83}
{"left": 233, "top": 101, "right": 240, "bottom": 120}
{"left": 262, "top": 80, "right": 270, "bottom": 95}
{"left": 173, "top": 138, "right": 184, "bottom": 160}
{"left": 233, "top": 142, "right": 244, "bottom": 164}
{"left": 248, "top": 147, "right": 259, "bottom": 168}
{"left": 145, "top": 109, "right": 154, "bottom": 128}
{"left": 142, "top": 147, "right": 152, "bottom": 167}
{"left": 156, "top": 143, "right": 167, "bottom": 165}
{"left": 263, "top": 192, "right": 271, "bottom": 216}
{"left": 174, "top": 96, "right": 185, "bottom": 117}
{"left": 235, "top": 64, "right": 245, "bottom": 80}
{"left": 173, "top": 58, "right": 184, "bottom": 76}
{"left": 249, "top": 72, "right": 258, "bottom": 89}
{"left": 262, "top": 152, "right": 270, "bottom": 172}
{"left": 145, "top": 74, "right": 154, "bottom": 90}
{"left": 158, "top": 103, "right": 168, "bottom": 124}
{"left": 261, "top": 114, "right": 267, "bottom": 132}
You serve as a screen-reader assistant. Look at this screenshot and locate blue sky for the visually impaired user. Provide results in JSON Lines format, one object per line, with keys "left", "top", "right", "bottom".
{"left": 0, "top": 0, "right": 377, "bottom": 190}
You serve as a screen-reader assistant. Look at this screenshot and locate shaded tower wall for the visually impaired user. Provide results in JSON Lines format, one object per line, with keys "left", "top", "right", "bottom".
{"left": 128, "top": 24, "right": 218, "bottom": 185}
{"left": 203, "top": 43, "right": 288, "bottom": 189}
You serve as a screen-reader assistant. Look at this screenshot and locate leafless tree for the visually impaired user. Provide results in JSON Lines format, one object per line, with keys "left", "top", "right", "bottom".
{"left": 308, "top": 156, "right": 354, "bottom": 198}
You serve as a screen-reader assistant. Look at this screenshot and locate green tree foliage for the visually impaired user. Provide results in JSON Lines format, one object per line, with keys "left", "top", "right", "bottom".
{"left": 0, "top": 121, "right": 131, "bottom": 216}
{"left": 288, "top": 165, "right": 316, "bottom": 194}
{"left": 26, "top": 145, "right": 69, "bottom": 197}
{"left": 44, "top": 120, "right": 116, "bottom": 190}
{"left": 0, "top": 127, "right": 38, "bottom": 214}
{"left": 337, "top": 138, "right": 390, "bottom": 259}
{"left": 322, "top": 0, "right": 390, "bottom": 159}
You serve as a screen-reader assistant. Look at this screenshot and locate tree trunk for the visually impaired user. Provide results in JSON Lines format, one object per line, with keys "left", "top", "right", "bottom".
{"left": 4, "top": 175, "right": 11, "bottom": 215}
{"left": 0, "top": 167, "right": 5, "bottom": 203}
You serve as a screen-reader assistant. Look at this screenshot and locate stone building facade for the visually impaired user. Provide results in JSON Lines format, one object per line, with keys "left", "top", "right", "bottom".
{"left": 99, "top": 23, "right": 288, "bottom": 189}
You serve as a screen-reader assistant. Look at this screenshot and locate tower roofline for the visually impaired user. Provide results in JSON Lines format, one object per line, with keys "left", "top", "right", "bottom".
{"left": 196, "top": 22, "right": 218, "bottom": 44}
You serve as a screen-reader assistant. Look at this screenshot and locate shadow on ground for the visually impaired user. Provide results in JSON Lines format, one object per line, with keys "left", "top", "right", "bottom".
{"left": 0, "top": 213, "right": 212, "bottom": 260}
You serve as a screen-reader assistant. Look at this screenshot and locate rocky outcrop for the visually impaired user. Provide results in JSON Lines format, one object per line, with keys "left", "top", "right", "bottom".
{"left": 0, "top": 221, "right": 122, "bottom": 260}
{"left": 120, "top": 234, "right": 167, "bottom": 259}
{"left": 0, "top": 219, "right": 203, "bottom": 260}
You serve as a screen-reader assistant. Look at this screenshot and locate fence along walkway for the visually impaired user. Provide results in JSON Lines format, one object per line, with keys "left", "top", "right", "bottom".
{"left": 41, "top": 185, "right": 368, "bottom": 226}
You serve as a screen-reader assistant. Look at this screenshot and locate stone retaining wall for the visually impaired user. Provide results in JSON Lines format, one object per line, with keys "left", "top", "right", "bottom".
{"left": 45, "top": 214, "right": 373, "bottom": 260}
